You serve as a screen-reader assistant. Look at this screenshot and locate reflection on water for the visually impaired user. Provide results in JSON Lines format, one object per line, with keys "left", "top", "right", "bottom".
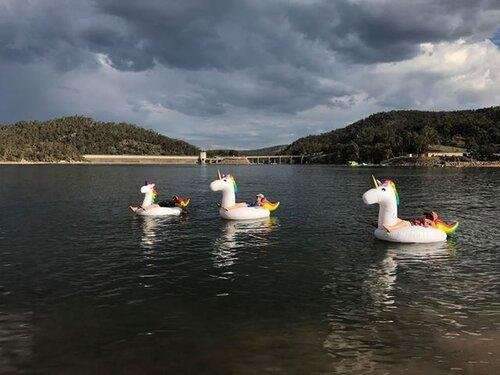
{"left": 323, "top": 238, "right": 495, "bottom": 374}
{"left": 135, "top": 214, "right": 190, "bottom": 250}
{"left": 212, "top": 217, "right": 279, "bottom": 268}
{"left": 139, "top": 216, "right": 162, "bottom": 249}
{"left": 368, "top": 241, "right": 456, "bottom": 306}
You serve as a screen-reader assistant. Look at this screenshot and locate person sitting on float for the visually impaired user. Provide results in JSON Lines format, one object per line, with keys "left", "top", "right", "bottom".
{"left": 384, "top": 211, "right": 439, "bottom": 233}
{"left": 253, "top": 193, "right": 270, "bottom": 207}
{"left": 222, "top": 202, "right": 248, "bottom": 211}
{"left": 223, "top": 193, "right": 270, "bottom": 211}
{"left": 129, "top": 201, "right": 160, "bottom": 213}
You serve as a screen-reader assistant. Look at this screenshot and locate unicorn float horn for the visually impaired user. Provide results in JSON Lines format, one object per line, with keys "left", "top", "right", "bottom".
{"left": 372, "top": 175, "right": 380, "bottom": 188}
{"left": 217, "top": 170, "right": 222, "bottom": 179}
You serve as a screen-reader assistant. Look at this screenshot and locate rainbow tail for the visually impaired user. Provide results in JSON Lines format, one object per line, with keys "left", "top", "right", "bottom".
{"left": 176, "top": 197, "right": 190, "bottom": 208}
{"left": 262, "top": 201, "right": 280, "bottom": 212}
{"left": 435, "top": 221, "right": 459, "bottom": 236}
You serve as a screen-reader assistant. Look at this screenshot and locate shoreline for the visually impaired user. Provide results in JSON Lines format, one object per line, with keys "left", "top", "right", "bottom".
{"left": 1, "top": 160, "right": 499, "bottom": 168}
{"left": 0, "top": 153, "right": 498, "bottom": 167}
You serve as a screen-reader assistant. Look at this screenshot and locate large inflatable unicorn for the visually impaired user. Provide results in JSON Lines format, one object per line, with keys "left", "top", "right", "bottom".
{"left": 129, "top": 181, "right": 190, "bottom": 216}
{"left": 362, "top": 176, "right": 458, "bottom": 243}
{"left": 210, "top": 170, "right": 279, "bottom": 220}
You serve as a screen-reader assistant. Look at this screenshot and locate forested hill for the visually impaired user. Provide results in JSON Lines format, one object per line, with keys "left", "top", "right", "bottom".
{"left": 282, "top": 107, "right": 500, "bottom": 163}
{"left": 207, "top": 145, "right": 286, "bottom": 157}
{"left": 0, "top": 116, "right": 199, "bottom": 161}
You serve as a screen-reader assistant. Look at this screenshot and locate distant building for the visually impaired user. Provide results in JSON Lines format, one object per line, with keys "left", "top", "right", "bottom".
{"left": 424, "top": 151, "right": 464, "bottom": 157}
{"left": 422, "top": 145, "right": 465, "bottom": 158}
{"left": 198, "top": 151, "right": 207, "bottom": 164}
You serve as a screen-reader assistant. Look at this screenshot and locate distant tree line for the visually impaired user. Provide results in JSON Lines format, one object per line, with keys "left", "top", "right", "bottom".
{"left": 206, "top": 149, "right": 241, "bottom": 158}
{"left": 2, "top": 108, "right": 498, "bottom": 163}
{"left": 206, "top": 145, "right": 286, "bottom": 157}
{"left": 0, "top": 116, "right": 199, "bottom": 161}
{"left": 282, "top": 107, "right": 500, "bottom": 163}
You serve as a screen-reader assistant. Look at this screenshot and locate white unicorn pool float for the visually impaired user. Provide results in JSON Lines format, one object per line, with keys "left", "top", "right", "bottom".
{"left": 129, "top": 180, "right": 190, "bottom": 216}
{"left": 362, "top": 176, "right": 458, "bottom": 243}
{"left": 210, "top": 171, "right": 279, "bottom": 220}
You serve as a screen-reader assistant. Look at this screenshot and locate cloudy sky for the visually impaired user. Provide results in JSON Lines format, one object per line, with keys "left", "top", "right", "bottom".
{"left": 0, "top": 0, "right": 499, "bottom": 149}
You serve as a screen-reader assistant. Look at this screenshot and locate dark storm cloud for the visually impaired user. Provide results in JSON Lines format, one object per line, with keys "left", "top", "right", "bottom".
{"left": 0, "top": 0, "right": 498, "bottom": 124}
{"left": 90, "top": 0, "right": 500, "bottom": 69}
{"left": 288, "top": 0, "right": 500, "bottom": 63}
{"left": 3, "top": 0, "right": 497, "bottom": 70}
{"left": 157, "top": 65, "right": 354, "bottom": 116}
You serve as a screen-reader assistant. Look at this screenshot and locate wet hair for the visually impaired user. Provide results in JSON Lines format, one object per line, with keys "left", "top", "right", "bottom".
{"left": 424, "top": 211, "right": 437, "bottom": 220}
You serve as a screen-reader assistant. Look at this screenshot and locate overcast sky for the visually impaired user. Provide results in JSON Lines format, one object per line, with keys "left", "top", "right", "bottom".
{"left": 0, "top": 0, "right": 499, "bottom": 149}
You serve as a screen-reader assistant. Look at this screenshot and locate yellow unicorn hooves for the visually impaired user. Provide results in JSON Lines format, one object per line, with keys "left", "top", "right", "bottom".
{"left": 263, "top": 201, "right": 280, "bottom": 212}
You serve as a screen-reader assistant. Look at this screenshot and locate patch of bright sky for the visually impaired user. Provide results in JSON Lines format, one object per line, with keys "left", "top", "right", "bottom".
{"left": 491, "top": 28, "right": 500, "bottom": 47}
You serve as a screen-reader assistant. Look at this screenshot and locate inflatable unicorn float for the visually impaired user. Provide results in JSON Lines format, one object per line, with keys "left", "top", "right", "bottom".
{"left": 129, "top": 180, "right": 190, "bottom": 216}
{"left": 363, "top": 176, "right": 458, "bottom": 243}
{"left": 210, "top": 170, "right": 279, "bottom": 220}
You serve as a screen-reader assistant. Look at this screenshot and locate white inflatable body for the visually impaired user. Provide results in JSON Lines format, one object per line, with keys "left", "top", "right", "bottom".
{"left": 363, "top": 177, "right": 447, "bottom": 243}
{"left": 133, "top": 182, "right": 183, "bottom": 217}
{"left": 373, "top": 227, "right": 446, "bottom": 243}
{"left": 210, "top": 172, "right": 275, "bottom": 221}
{"left": 218, "top": 206, "right": 270, "bottom": 220}
{"left": 137, "top": 206, "right": 182, "bottom": 216}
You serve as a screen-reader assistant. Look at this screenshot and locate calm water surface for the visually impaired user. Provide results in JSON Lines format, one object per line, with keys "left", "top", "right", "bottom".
{"left": 0, "top": 165, "right": 498, "bottom": 374}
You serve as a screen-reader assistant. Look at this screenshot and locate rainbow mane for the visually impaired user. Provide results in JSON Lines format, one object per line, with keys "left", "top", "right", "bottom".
{"left": 383, "top": 180, "right": 400, "bottom": 206}
{"left": 227, "top": 175, "right": 238, "bottom": 193}
{"left": 145, "top": 180, "right": 159, "bottom": 203}
{"left": 152, "top": 186, "right": 158, "bottom": 203}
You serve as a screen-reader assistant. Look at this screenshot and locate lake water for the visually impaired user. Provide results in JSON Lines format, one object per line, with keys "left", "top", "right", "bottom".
{"left": 0, "top": 165, "right": 498, "bottom": 374}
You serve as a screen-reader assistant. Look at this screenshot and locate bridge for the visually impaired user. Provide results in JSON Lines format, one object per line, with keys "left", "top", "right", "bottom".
{"left": 203, "top": 154, "right": 308, "bottom": 164}
{"left": 80, "top": 153, "right": 309, "bottom": 165}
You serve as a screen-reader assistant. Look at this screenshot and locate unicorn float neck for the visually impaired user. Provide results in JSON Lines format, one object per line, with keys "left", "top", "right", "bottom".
{"left": 210, "top": 170, "right": 237, "bottom": 208}
{"left": 363, "top": 176, "right": 400, "bottom": 229}
{"left": 141, "top": 181, "right": 158, "bottom": 207}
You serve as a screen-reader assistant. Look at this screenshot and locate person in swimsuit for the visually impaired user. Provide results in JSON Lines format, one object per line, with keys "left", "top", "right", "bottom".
{"left": 384, "top": 211, "right": 438, "bottom": 233}
{"left": 255, "top": 193, "right": 266, "bottom": 206}
{"left": 223, "top": 193, "right": 269, "bottom": 210}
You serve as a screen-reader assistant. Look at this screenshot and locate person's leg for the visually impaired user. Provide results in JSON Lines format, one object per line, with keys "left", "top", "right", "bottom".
{"left": 142, "top": 204, "right": 158, "bottom": 211}
{"left": 227, "top": 203, "right": 248, "bottom": 210}
{"left": 384, "top": 219, "right": 411, "bottom": 233}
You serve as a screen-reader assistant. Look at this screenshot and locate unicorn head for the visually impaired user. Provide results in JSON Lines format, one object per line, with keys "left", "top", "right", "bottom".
{"left": 363, "top": 176, "right": 399, "bottom": 207}
{"left": 363, "top": 176, "right": 400, "bottom": 229}
{"left": 140, "top": 180, "right": 158, "bottom": 207}
{"left": 210, "top": 170, "right": 238, "bottom": 208}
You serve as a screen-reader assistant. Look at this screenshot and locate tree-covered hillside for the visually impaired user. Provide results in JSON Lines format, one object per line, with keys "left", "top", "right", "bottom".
{"left": 282, "top": 107, "right": 500, "bottom": 163}
{"left": 207, "top": 145, "right": 286, "bottom": 157}
{"left": 0, "top": 116, "right": 199, "bottom": 161}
